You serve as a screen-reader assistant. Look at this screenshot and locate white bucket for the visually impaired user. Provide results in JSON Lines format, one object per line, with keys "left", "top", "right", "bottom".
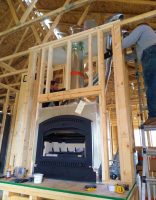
{"left": 34, "top": 173, "right": 43, "bottom": 184}
{"left": 108, "top": 184, "right": 115, "bottom": 192}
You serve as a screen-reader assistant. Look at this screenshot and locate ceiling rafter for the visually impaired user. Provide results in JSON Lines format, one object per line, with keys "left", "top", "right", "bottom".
{"left": 6, "top": 0, "right": 19, "bottom": 24}
{"left": 42, "top": 0, "right": 72, "bottom": 43}
{"left": 0, "top": 69, "right": 28, "bottom": 79}
{"left": 0, "top": 83, "right": 18, "bottom": 93}
{"left": 0, "top": 62, "right": 16, "bottom": 72}
{"left": 98, "top": 0, "right": 156, "bottom": 6}
{"left": 17, "top": 0, "right": 42, "bottom": 44}
{"left": 0, "top": 0, "right": 91, "bottom": 38}
{"left": 20, "top": 0, "right": 38, "bottom": 23}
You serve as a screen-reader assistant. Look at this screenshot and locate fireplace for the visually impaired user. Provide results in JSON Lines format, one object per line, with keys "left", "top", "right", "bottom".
{"left": 34, "top": 103, "right": 101, "bottom": 182}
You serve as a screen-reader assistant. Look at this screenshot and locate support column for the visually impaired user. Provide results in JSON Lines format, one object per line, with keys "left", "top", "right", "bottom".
{"left": 112, "top": 22, "right": 135, "bottom": 183}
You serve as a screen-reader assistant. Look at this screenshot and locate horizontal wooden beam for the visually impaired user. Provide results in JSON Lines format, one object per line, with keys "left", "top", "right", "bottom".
{"left": 0, "top": 69, "right": 28, "bottom": 79}
{"left": 38, "top": 85, "right": 101, "bottom": 102}
{"left": 121, "top": 10, "right": 156, "bottom": 26}
{"left": 98, "top": 0, "right": 156, "bottom": 6}
{"left": 0, "top": 0, "right": 90, "bottom": 38}
{"left": 0, "top": 50, "right": 29, "bottom": 62}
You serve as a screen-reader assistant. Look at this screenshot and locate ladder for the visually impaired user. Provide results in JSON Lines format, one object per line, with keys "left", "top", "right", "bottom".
{"left": 134, "top": 50, "right": 156, "bottom": 199}
{"left": 141, "top": 124, "right": 156, "bottom": 200}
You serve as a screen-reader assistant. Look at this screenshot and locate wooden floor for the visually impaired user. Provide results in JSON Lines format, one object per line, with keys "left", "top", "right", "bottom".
{"left": 0, "top": 178, "right": 137, "bottom": 200}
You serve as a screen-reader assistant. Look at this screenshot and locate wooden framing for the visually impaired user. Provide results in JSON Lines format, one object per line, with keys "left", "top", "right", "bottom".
{"left": 1, "top": 6, "right": 156, "bottom": 200}
{"left": 0, "top": 181, "right": 138, "bottom": 200}
{"left": 10, "top": 19, "right": 133, "bottom": 184}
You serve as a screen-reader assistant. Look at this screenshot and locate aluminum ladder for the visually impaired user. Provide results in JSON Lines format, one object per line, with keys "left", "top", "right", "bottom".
{"left": 141, "top": 124, "right": 156, "bottom": 200}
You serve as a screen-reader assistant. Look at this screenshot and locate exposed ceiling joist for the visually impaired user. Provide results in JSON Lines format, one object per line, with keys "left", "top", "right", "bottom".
{"left": 0, "top": 69, "right": 28, "bottom": 79}
{"left": 0, "top": 62, "right": 16, "bottom": 72}
{"left": 0, "top": 83, "right": 18, "bottom": 93}
{"left": 0, "top": 0, "right": 91, "bottom": 38}
{"left": 18, "top": 0, "right": 42, "bottom": 44}
{"left": 6, "top": 0, "right": 19, "bottom": 24}
{"left": 42, "top": 0, "right": 72, "bottom": 43}
{"left": 98, "top": 0, "right": 156, "bottom": 6}
{"left": 20, "top": 0, "right": 38, "bottom": 23}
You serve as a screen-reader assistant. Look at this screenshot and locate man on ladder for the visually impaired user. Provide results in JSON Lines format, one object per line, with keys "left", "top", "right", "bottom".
{"left": 122, "top": 23, "right": 156, "bottom": 200}
{"left": 122, "top": 23, "right": 156, "bottom": 124}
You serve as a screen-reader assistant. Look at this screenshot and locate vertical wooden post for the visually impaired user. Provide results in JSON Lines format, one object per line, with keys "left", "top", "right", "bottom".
{"left": 112, "top": 22, "right": 135, "bottom": 183}
{"left": 46, "top": 46, "right": 53, "bottom": 93}
{"left": 97, "top": 30, "right": 109, "bottom": 182}
{"left": 0, "top": 89, "right": 10, "bottom": 149}
{"left": 4, "top": 92, "right": 19, "bottom": 172}
{"left": 111, "top": 126, "right": 118, "bottom": 155}
{"left": 26, "top": 50, "right": 42, "bottom": 173}
{"left": 39, "top": 48, "right": 47, "bottom": 94}
{"left": 66, "top": 41, "right": 72, "bottom": 90}
{"left": 88, "top": 33, "right": 93, "bottom": 86}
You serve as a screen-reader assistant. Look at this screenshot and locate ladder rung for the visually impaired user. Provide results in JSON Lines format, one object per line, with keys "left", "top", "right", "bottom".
{"left": 146, "top": 150, "right": 156, "bottom": 156}
{"left": 143, "top": 124, "right": 156, "bottom": 131}
{"left": 146, "top": 177, "right": 156, "bottom": 183}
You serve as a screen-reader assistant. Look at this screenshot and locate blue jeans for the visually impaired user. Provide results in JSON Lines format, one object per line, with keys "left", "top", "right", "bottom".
{"left": 141, "top": 45, "right": 156, "bottom": 118}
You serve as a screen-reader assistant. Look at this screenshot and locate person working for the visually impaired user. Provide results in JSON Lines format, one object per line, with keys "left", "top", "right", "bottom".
{"left": 122, "top": 24, "right": 156, "bottom": 125}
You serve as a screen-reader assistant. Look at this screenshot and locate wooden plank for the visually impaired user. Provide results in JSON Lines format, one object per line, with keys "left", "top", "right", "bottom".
{"left": 98, "top": 0, "right": 156, "bottom": 6}
{"left": 39, "top": 48, "right": 47, "bottom": 94}
{"left": 18, "top": 0, "right": 41, "bottom": 44}
{"left": 97, "top": 30, "right": 109, "bottom": 182}
{"left": 42, "top": 0, "right": 72, "bottom": 43}
{"left": 9, "top": 27, "right": 30, "bottom": 66}
{"left": 111, "top": 22, "right": 135, "bottom": 183}
{"left": 88, "top": 34, "right": 93, "bottom": 86}
{"left": 45, "top": 46, "right": 53, "bottom": 93}
{"left": 121, "top": 10, "right": 156, "bottom": 26}
{"left": 77, "top": 5, "right": 90, "bottom": 26}
{"left": 38, "top": 85, "right": 101, "bottom": 102}
{"left": 0, "top": 90, "right": 10, "bottom": 149}
{"left": 20, "top": 0, "right": 38, "bottom": 23}
{"left": 0, "top": 69, "right": 28, "bottom": 79}
{"left": 6, "top": 0, "right": 19, "bottom": 24}
{"left": 4, "top": 93, "right": 19, "bottom": 173}
{"left": 65, "top": 41, "right": 72, "bottom": 90}
{"left": 0, "top": 62, "right": 16, "bottom": 72}
{"left": 0, "top": 0, "right": 90, "bottom": 38}
{"left": 0, "top": 83, "right": 18, "bottom": 93}
{"left": 0, "top": 50, "right": 29, "bottom": 62}
{"left": 26, "top": 52, "right": 41, "bottom": 173}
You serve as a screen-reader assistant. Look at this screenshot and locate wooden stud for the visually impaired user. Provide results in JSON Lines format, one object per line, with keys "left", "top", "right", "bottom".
{"left": 111, "top": 22, "right": 135, "bottom": 183}
{"left": 0, "top": 90, "right": 10, "bottom": 149}
{"left": 88, "top": 33, "right": 93, "bottom": 86}
{"left": 66, "top": 41, "right": 72, "bottom": 90}
{"left": 45, "top": 46, "right": 53, "bottom": 93}
{"left": 97, "top": 30, "right": 109, "bottom": 181}
{"left": 4, "top": 93, "right": 19, "bottom": 173}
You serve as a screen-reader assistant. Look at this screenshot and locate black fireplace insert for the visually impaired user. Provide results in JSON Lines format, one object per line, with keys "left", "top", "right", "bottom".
{"left": 34, "top": 115, "right": 96, "bottom": 182}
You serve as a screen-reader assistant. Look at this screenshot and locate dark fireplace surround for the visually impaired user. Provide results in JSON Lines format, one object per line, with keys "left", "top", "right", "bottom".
{"left": 34, "top": 115, "right": 96, "bottom": 182}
